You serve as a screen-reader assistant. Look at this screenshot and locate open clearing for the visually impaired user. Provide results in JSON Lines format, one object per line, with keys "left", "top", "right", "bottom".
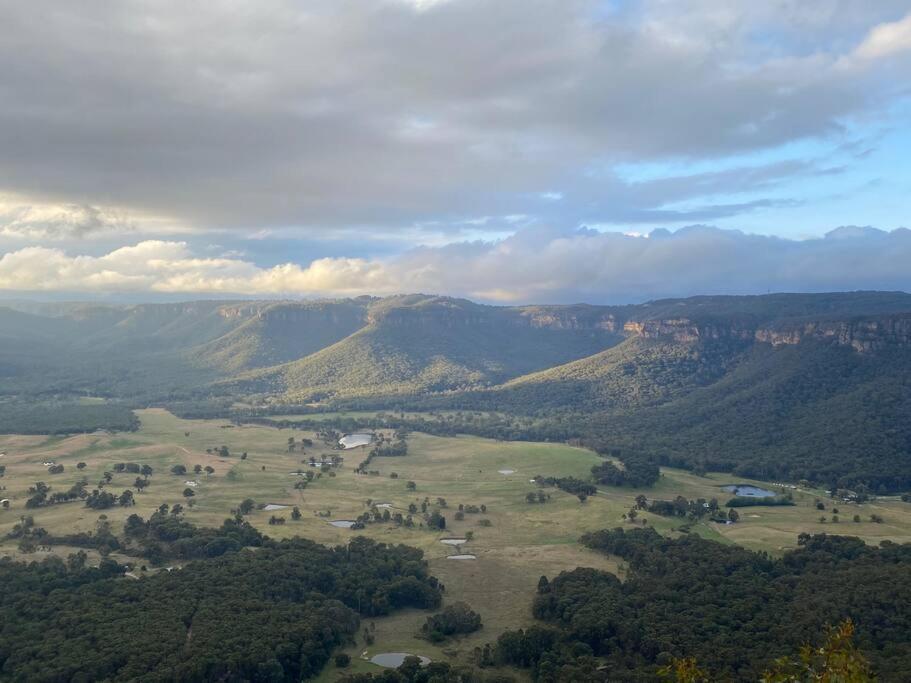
{"left": 3, "top": 408, "right": 911, "bottom": 679}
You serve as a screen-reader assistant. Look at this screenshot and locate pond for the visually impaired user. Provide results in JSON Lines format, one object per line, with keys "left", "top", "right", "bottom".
{"left": 498, "top": 469, "right": 515, "bottom": 475}
{"left": 339, "top": 433, "right": 373, "bottom": 449}
{"left": 328, "top": 520, "right": 357, "bottom": 528}
{"left": 440, "top": 538, "right": 467, "bottom": 546}
{"left": 722, "top": 484, "right": 777, "bottom": 498}
{"left": 370, "top": 653, "right": 431, "bottom": 668}
{"left": 263, "top": 504, "right": 288, "bottom": 511}
{"left": 447, "top": 554, "right": 477, "bottom": 560}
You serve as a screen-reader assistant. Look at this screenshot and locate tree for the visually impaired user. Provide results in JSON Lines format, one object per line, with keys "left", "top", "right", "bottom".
{"left": 171, "top": 464, "right": 187, "bottom": 476}
{"left": 134, "top": 477, "right": 149, "bottom": 492}
{"left": 427, "top": 511, "right": 446, "bottom": 530}
{"left": 659, "top": 657, "right": 709, "bottom": 683}
{"left": 335, "top": 654, "right": 350, "bottom": 668}
{"left": 761, "top": 619, "right": 873, "bottom": 683}
{"left": 76, "top": 462, "right": 87, "bottom": 470}
{"left": 194, "top": 464, "right": 202, "bottom": 475}
{"left": 140, "top": 464, "right": 153, "bottom": 477}
{"left": 421, "top": 602, "right": 482, "bottom": 642}
{"left": 183, "top": 487, "right": 196, "bottom": 498}
{"left": 728, "top": 509, "right": 740, "bottom": 523}
{"left": 118, "top": 490, "right": 135, "bottom": 507}
{"left": 238, "top": 498, "right": 256, "bottom": 515}
{"left": 406, "top": 481, "right": 417, "bottom": 491}
{"left": 291, "top": 506, "right": 302, "bottom": 521}
{"left": 204, "top": 466, "right": 214, "bottom": 476}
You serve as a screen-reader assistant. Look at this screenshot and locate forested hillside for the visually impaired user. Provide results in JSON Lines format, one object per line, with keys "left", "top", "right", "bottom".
{"left": 232, "top": 296, "right": 623, "bottom": 400}
{"left": 494, "top": 528, "right": 911, "bottom": 682}
{"left": 0, "top": 537, "right": 441, "bottom": 681}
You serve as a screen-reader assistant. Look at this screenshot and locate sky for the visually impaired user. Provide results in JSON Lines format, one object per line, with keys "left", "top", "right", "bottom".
{"left": 0, "top": 0, "right": 910, "bottom": 304}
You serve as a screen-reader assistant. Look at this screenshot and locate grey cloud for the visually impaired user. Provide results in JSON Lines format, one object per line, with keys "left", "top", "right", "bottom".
{"left": 0, "top": 1, "right": 907, "bottom": 232}
{"left": 0, "top": 201, "right": 137, "bottom": 240}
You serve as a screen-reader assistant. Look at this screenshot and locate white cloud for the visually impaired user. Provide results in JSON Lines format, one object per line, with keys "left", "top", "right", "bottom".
{"left": 2, "top": 227, "right": 910, "bottom": 303}
{"left": 853, "top": 12, "right": 911, "bottom": 61}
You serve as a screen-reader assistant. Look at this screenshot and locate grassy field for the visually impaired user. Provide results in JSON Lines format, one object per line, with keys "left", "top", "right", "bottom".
{"left": 2, "top": 408, "right": 911, "bottom": 679}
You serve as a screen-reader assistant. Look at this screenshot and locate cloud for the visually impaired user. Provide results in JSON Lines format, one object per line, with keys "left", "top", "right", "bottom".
{"left": 2, "top": 226, "right": 910, "bottom": 303}
{"left": 0, "top": 195, "right": 194, "bottom": 241}
{"left": 0, "top": 1, "right": 908, "bottom": 233}
{"left": 852, "top": 12, "right": 911, "bottom": 62}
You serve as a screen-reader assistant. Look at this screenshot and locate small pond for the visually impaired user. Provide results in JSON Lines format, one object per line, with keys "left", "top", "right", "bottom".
{"left": 263, "top": 504, "right": 288, "bottom": 511}
{"left": 498, "top": 469, "right": 515, "bottom": 475}
{"left": 722, "top": 484, "right": 777, "bottom": 498}
{"left": 370, "top": 653, "right": 431, "bottom": 668}
{"left": 328, "top": 520, "right": 357, "bottom": 528}
{"left": 339, "top": 433, "right": 373, "bottom": 449}
{"left": 447, "top": 554, "right": 477, "bottom": 560}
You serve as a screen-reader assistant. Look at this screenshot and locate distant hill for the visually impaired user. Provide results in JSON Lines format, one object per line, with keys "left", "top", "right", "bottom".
{"left": 188, "top": 300, "right": 368, "bottom": 373}
{"left": 228, "top": 295, "right": 624, "bottom": 400}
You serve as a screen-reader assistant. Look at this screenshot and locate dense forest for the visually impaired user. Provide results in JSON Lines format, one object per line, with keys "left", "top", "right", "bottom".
{"left": 0, "top": 400, "right": 139, "bottom": 434}
{"left": 489, "top": 528, "right": 911, "bottom": 681}
{"left": 0, "top": 537, "right": 442, "bottom": 682}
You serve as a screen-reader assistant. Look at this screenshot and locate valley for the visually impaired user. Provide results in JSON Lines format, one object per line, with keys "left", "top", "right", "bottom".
{"left": 4, "top": 408, "right": 911, "bottom": 679}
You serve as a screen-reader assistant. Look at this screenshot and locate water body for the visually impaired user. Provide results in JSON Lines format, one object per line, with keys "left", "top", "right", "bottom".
{"left": 329, "top": 520, "right": 356, "bottom": 528}
{"left": 722, "top": 484, "right": 777, "bottom": 498}
{"left": 263, "top": 504, "right": 288, "bottom": 511}
{"left": 498, "top": 469, "right": 515, "bottom": 475}
{"left": 447, "top": 554, "right": 477, "bottom": 560}
{"left": 370, "top": 653, "right": 431, "bottom": 668}
{"left": 339, "top": 433, "right": 372, "bottom": 449}
{"left": 440, "top": 538, "right": 467, "bottom": 546}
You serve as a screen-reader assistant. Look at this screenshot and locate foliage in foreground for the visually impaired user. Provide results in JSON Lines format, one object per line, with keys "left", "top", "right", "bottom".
{"left": 0, "top": 537, "right": 441, "bottom": 681}
{"left": 492, "top": 529, "right": 911, "bottom": 681}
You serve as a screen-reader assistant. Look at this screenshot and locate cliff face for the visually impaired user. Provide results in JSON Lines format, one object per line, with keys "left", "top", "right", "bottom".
{"left": 623, "top": 319, "right": 754, "bottom": 343}
{"left": 365, "top": 300, "right": 624, "bottom": 332}
{"left": 517, "top": 307, "right": 620, "bottom": 332}
{"left": 755, "top": 316, "right": 911, "bottom": 352}
{"left": 624, "top": 315, "right": 911, "bottom": 352}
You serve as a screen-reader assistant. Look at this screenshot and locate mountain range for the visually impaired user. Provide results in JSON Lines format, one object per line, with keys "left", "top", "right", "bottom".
{"left": 2, "top": 291, "right": 910, "bottom": 491}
